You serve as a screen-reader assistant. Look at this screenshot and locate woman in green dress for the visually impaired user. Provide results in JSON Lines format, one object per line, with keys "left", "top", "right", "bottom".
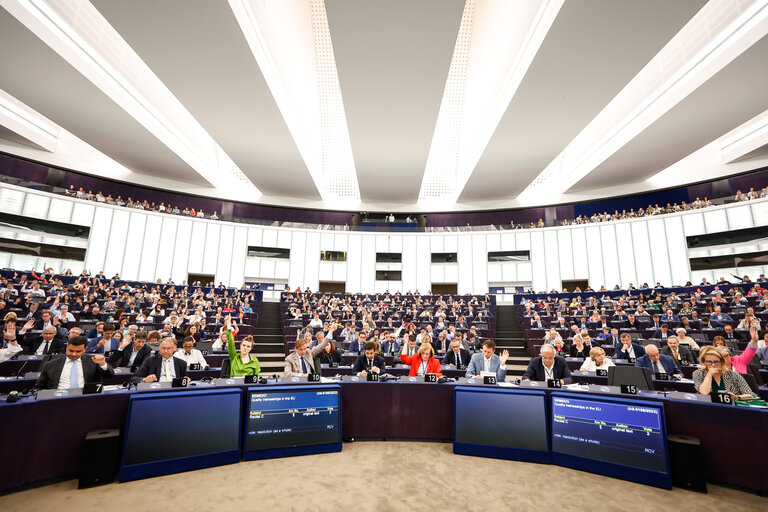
{"left": 225, "top": 315, "right": 260, "bottom": 377}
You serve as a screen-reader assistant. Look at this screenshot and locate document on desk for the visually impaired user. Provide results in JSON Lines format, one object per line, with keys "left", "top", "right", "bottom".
{"left": 496, "top": 381, "right": 515, "bottom": 387}
{"left": 320, "top": 377, "right": 341, "bottom": 383}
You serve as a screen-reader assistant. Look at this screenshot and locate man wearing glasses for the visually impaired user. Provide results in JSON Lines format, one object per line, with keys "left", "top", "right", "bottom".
{"left": 522, "top": 344, "right": 571, "bottom": 384}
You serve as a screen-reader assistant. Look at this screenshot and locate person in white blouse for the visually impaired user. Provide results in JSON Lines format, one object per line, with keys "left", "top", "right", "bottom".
{"left": 175, "top": 336, "right": 208, "bottom": 369}
{"left": 0, "top": 338, "right": 23, "bottom": 363}
{"left": 579, "top": 347, "right": 615, "bottom": 372}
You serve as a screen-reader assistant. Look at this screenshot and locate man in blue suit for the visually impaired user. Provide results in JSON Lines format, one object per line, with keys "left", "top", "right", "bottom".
{"left": 635, "top": 344, "right": 682, "bottom": 380}
{"left": 380, "top": 332, "right": 401, "bottom": 354}
{"left": 465, "top": 340, "right": 508, "bottom": 382}
{"left": 710, "top": 306, "right": 733, "bottom": 323}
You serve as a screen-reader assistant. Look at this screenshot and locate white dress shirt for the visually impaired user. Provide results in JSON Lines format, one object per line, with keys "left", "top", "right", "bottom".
{"left": 0, "top": 343, "right": 23, "bottom": 363}
{"left": 58, "top": 358, "right": 85, "bottom": 390}
{"left": 159, "top": 356, "right": 177, "bottom": 381}
{"left": 174, "top": 348, "right": 207, "bottom": 367}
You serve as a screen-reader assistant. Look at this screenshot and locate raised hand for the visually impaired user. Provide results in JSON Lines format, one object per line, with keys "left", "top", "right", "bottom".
{"left": 92, "top": 354, "right": 106, "bottom": 366}
{"left": 500, "top": 349, "right": 509, "bottom": 364}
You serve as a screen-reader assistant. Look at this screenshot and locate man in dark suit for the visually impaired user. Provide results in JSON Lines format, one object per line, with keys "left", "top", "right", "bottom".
{"left": 635, "top": 344, "right": 682, "bottom": 380}
{"left": 380, "top": 332, "right": 401, "bottom": 354}
{"left": 21, "top": 326, "right": 66, "bottom": 355}
{"left": 130, "top": 337, "right": 187, "bottom": 384}
{"left": 522, "top": 344, "right": 571, "bottom": 384}
{"left": 651, "top": 324, "right": 671, "bottom": 340}
{"left": 614, "top": 333, "right": 646, "bottom": 361}
{"left": 352, "top": 342, "right": 386, "bottom": 377}
{"left": 442, "top": 339, "right": 471, "bottom": 369}
{"left": 660, "top": 336, "right": 697, "bottom": 365}
{"left": 108, "top": 331, "right": 151, "bottom": 368}
{"left": 35, "top": 336, "right": 114, "bottom": 390}
{"left": 722, "top": 324, "right": 743, "bottom": 350}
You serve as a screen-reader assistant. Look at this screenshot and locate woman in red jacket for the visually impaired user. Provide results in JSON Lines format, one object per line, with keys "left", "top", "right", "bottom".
{"left": 400, "top": 341, "right": 442, "bottom": 377}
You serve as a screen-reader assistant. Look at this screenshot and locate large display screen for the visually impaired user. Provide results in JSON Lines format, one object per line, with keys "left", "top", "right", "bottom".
{"left": 453, "top": 387, "right": 549, "bottom": 463}
{"left": 243, "top": 385, "right": 342, "bottom": 460}
{"left": 120, "top": 389, "right": 243, "bottom": 482}
{"left": 550, "top": 393, "right": 671, "bottom": 488}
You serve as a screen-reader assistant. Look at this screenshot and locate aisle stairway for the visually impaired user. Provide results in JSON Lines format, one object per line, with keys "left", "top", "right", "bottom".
{"left": 494, "top": 305, "right": 529, "bottom": 378}
{"left": 251, "top": 301, "right": 286, "bottom": 376}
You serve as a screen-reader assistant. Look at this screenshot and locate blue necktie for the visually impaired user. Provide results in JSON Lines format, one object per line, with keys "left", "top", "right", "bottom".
{"left": 70, "top": 360, "right": 79, "bottom": 388}
{"left": 301, "top": 357, "right": 307, "bottom": 373}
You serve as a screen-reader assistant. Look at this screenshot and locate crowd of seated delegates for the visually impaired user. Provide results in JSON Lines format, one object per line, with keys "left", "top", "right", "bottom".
{"left": 518, "top": 274, "right": 768, "bottom": 396}
{"left": 280, "top": 291, "right": 510, "bottom": 378}
{"left": 0, "top": 270, "right": 262, "bottom": 388}
{"left": 65, "top": 186, "right": 219, "bottom": 220}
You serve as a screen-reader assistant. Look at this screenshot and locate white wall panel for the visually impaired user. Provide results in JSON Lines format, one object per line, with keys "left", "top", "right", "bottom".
{"left": 501, "top": 263, "right": 518, "bottom": 282}
{"left": 751, "top": 201, "right": 768, "bottom": 226}
{"left": 430, "top": 236, "right": 444, "bottom": 253}
{"left": 682, "top": 212, "right": 705, "bottom": 236}
{"left": 647, "top": 218, "right": 672, "bottom": 287}
{"left": 202, "top": 223, "right": 221, "bottom": 275}
{"left": 376, "top": 235, "right": 389, "bottom": 252}
{"left": 416, "top": 236, "right": 431, "bottom": 293}
{"left": 444, "top": 264, "right": 459, "bottom": 283}
{"left": 515, "top": 231, "right": 531, "bottom": 250}
{"left": 584, "top": 226, "right": 604, "bottom": 289}
{"left": 122, "top": 213, "right": 146, "bottom": 280}
{"left": 570, "top": 228, "right": 588, "bottom": 279}
{"left": 71, "top": 202, "right": 95, "bottom": 227}
{"left": 517, "top": 263, "right": 532, "bottom": 282}
{"left": 703, "top": 209, "right": 728, "bottom": 233}
{"left": 359, "top": 234, "right": 376, "bottom": 292}
{"left": 275, "top": 260, "right": 290, "bottom": 280}
{"left": 346, "top": 235, "right": 362, "bottom": 292}
{"left": 47, "top": 198, "right": 73, "bottom": 223}
{"left": 486, "top": 233, "right": 500, "bottom": 252}
{"left": 599, "top": 225, "right": 620, "bottom": 288}
{"left": 304, "top": 232, "right": 321, "bottom": 290}
{"left": 443, "top": 235, "right": 458, "bottom": 253}
{"left": 543, "top": 230, "right": 560, "bottom": 291}
{"left": 401, "top": 237, "right": 417, "bottom": 292}
{"left": 320, "top": 232, "right": 334, "bottom": 250}
{"left": 84, "top": 207, "right": 112, "bottom": 274}
{"left": 319, "top": 262, "right": 334, "bottom": 281}
{"left": 430, "top": 264, "right": 445, "bottom": 283}
{"left": 334, "top": 234, "right": 348, "bottom": 252}
{"left": 615, "top": 223, "right": 637, "bottom": 287}
{"left": 664, "top": 216, "right": 690, "bottom": 286}
{"left": 277, "top": 229, "right": 292, "bottom": 249}
{"left": 0, "top": 188, "right": 24, "bottom": 214}
{"left": 247, "top": 227, "right": 263, "bottom": 246}
{"left": 457, "top": 234, "right": 473, "bottom": 294}
{"left": 155, "top": 217, "right": 179, "bottom": 283}
{"left": 726, "top": 204, "right": 754, "bottom": 230}
{"left": 244, "top": 258, "right": 261, "bottom": 279}
{"left": 138, "top": 215, "right": 162, "bottom": 282}
{"left": 0, "top": 252, "right": 11, "bottom": 269}
{"left": 187, "top": 222, "right": 206, "bottom": 274}
{"left": 260, "top": 259, "right": 276, "bottom": 279}
{"left": 631, "top": 221, "right": 653, "bottom": 285}
{"left": 487, "top": 262, "right": 502, "bottom": 282}
{"left": 262, "top": 229, "right": 277, "bottom": 247}
{"left": 216, "top": 225, "right": 235, "bottom": 285}
{"left": 389, "top": 235, "right": 402, "bottom": 253}
{"left": 22, "top": 194, "right": 49, "bottom": 218}
{"left": 10, "top": 254, "right": 37, "bottom": 271}
{"left": 500, "top": 232, "right": 516, "bottom": 251}
{"left": 530, "top": 231, "right": 547, "bottom": 292}
{"left": 556, "top": 230, "right": 574, "bottom": 281}
{"left": 471, "top": 234, "right": 488, "bottom": 293}
{"left": 103, "top": 209, "right": 129, "bottom": 278}
{"left": 171, "top": 220, "right": 193, "bottom": 284}
{"left": 332, "top": 262, "right": 346, "bottom": 282}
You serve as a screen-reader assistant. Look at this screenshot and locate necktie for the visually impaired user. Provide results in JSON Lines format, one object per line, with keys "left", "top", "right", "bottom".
{"left": 70, "top": 360, "right": 79, "bottom": 388}
{"left": 43, "top": 340, "right": 50, "bottom": 354}
{"left": 367, "top": 359, "right": 372, "bottom": 369}
{"left": 673, "top": 350, "right": 678, "bottom": 360}
{"left": 301, "top": 357, "right": 307, "bottom": 373}
{"left": 456, "top": 352, "right": 461, "bottom": 367}
{"left": 164, "top": 358, "right": 172, "bottom": 382}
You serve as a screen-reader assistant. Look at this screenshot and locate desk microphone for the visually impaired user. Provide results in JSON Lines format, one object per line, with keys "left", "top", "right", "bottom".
{"left": 14, "top": 360, "right": 29, "bottom": 379}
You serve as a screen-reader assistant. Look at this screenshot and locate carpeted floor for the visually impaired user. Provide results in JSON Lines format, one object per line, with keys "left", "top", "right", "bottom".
{"left": 1, "top": 441, "right": 765, "bottom": 512}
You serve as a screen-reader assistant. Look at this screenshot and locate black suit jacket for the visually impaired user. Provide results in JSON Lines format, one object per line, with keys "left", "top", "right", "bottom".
{"left": 108, "top": 344, "right": 152, "bottom": 368}
{"left": 442, "top": 348, "right": 471, "bottom": 368}
{"left": 523, "top": 356, "right": 571, "bottom": 383}
{"left": 660, "top": 345, "right": 698, "bottom": 364}
{"left": 351, "top": 354, "right": 386, "bottom": 373}
{"left": 35, "top": 355, "right": 115, "bottom": 389}
{"left": 131, "top": 355, "right": 187, "bottom": 384}
{"left": 21, "top": 334, "right": 66, "bottom": 355}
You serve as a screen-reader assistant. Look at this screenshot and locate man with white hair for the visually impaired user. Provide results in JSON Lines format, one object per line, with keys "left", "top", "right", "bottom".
{"left": 635, "top": 344, "right": 682, "bottom": 380}
{"left": 522, "top": 343, "right": 571, "bottom": 384}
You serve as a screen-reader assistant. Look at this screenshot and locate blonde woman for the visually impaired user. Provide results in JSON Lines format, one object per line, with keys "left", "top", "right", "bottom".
{"left": 579, "top": 347, "right": 615, "bottom": 372}
{"left": 692, "top": 346, "right": 755, "bottom": 398}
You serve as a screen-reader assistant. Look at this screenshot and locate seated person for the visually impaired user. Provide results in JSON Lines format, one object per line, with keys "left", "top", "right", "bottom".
{"left": 465, "top": 340, "right": 508, "bottom": 382}
{"left": 579, "top": 346, "right": 615, "bottom": 372}
{"left": 693, "top": 346, "right": 755, "bottom": 398}
{"left": 0, "top": 335, "right": 23, "bottom": 363}
{"left": 651, "top": 323, "right": 672, "bottom": 340}
{"left": 614, "top": 332, "right": 645, "bottom": 361}
{"left": 523, "top": 344, "right": 571, "bottom": 384}
{"left": 568, "top": 334, "right": 590, "bottom": 358}
{"left": 396, "top": 334, "right": 419, "bottom": 362}
{"left": 131, "top": 337, "right": 187, "bottom": 384}
{"left": 108, "top": 331, "right": 151, "bottom": 368}
{"left": 226, "top": 315, "right": 260, "bottom": 377}
{"left": 21, "top": 326, "right": 66, "bottom": 356}
{"left": 400, "top": 342, "right": 443, "bottom": 377}
{"left": 716, "top": 327, "right": 759, "bottom": 374}
{"left": 319, "top": 339, "right": 343, "bottom": 366}
{"left": 309, "top": 330, "right": 326, "bottom": 348}
{"left": 442, "top": 339, "right": 471, "bottom": 369}
{"left": 552, "top": 337, "right": 567, "bottom": 356}
{"left": 86, "top": 324, "right": 120, "bottom": 353}
{"left": 720, "top": 325, "right": 742, "bottom": 350}
{"left": 35, "top": 336, "right": 113, "bottom": 390}
{"left": 352, "top": 341, "right": 386, "bottom": 376}
{"left": 660, "top": 336, "right": 697, "bottom": 365}
{"left": 675, "top": 328, "right": 700, "bottom": 350}
{"left": 380, "top": 331, "right": 401, "bottom": 355}
{"left": 175, "top": 336, "right": 209, "bottom": 369}
{"left": 634, "top": 344, "right": 682, "bottom": 380}
{"left": 348, "top": 332, "right": 367, "bottom": 353}
{"left": 283, "top": 324, "right": 334, "bottom": 376}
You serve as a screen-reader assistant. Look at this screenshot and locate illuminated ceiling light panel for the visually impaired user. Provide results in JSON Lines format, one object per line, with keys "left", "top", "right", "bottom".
{"left": 0, "top": 87, "right": 60, "bottom": 151}
{"left": 2, "top": 0, "right": 260, "bottom": 196}
{"left": 418, "top": 0, "right": 563, "bottom": 204}
{"left": 519, "top": 0, "right": 768, "bottom": 202}
{"left": 229, "top": 0, "right": 360, "bottom": 203}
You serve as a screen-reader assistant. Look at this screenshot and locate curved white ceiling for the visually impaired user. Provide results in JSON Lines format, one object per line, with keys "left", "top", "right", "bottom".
{"left": 1, "top": 0, "right": 768, "bottom": 212}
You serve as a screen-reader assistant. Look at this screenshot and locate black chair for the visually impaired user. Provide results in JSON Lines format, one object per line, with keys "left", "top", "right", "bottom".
{"left": 739, "top": 371, "right": 759, "bottom": 394}
{"left": 220, "top": 358, "right": 231, "bottom": 378}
